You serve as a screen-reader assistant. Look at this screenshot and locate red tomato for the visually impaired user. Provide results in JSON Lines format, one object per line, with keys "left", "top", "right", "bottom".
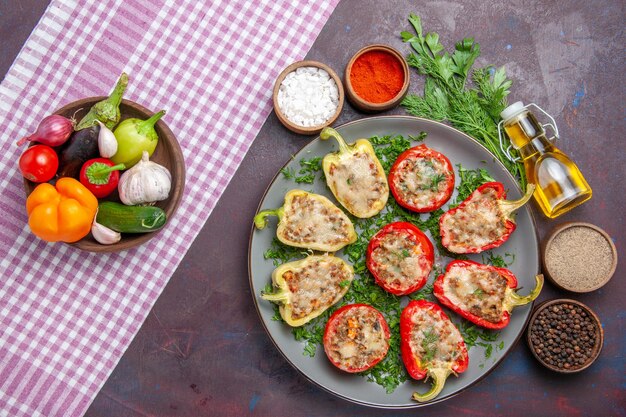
{"left": 366, "top": 222, "right": 434, "bottom": 295}
{"left": 19, "top": 144, "right": 59, "bottom": 183}
{"left": 323, "top": 304, "right": 390, "bottom": 373}
{"left": 388, "top": 144, "right": 455, "bottom": 212}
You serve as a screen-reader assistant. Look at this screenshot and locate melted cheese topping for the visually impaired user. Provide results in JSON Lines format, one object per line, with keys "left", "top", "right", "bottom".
{"left": 370, "top": 230, "right": 431, "bottom": 293}
{"left": 442, "top": 264, "right": 507, "bottom": 323}
{"left": 279, "top": 194, "right": 353, "bottom": 249}
{"left": 392, "top": 155, "right": 452, "bottom": 209}
{"left": 326, "top": 306, "right": 388, "bottom": 371}
{"left": 327, "top": 152, "right": 387, "bottom": 216}
{"left": 441, "top": 188, "right": 507, "bottom": 253}
{"left": 284, "top": 258, "right": 352, "bottom": 320}
{"left": 408, "top": 308, "right": 463, "bottom": 368}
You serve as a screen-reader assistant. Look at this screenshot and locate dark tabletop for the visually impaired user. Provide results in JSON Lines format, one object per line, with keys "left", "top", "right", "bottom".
{"left": 2, "top": 1, "right": 624, "bottom": 416}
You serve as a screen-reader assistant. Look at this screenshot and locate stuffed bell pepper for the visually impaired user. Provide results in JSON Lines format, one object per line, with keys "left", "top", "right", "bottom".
{"left": 323, "top": 304, "right": 390, "bottom": 373}
{"left": 440, "top": 181, "right": 536, "bottom": 254}
{"left": 254, "top": 189, "right": 357, "bottom": 252}
{"left": 261, "top": 254, "right": 354, "bottom": 327}
{"left": 320, "top": 127, "right": 388, "bottom": 218}
{"left": 388, "top": 144, "right": 455, "bottom": 212}
{"left": 400, "top": 300, "right": 468, "bottom": 402}
{"left": 434, "top": 260, "right": 543, "bottom": 329}
{"left": 366, "top": 222, "right": 434, "bottom": 295}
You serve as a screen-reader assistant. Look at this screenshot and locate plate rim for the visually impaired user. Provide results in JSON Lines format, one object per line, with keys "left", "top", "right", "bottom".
{"left": 247, "top": 115, "right": 540, "bottom": 409}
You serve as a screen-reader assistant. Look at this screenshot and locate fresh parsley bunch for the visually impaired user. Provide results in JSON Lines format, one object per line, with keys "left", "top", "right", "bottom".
{"left": 401, "top": 14, "right": 526, "bottom": 188}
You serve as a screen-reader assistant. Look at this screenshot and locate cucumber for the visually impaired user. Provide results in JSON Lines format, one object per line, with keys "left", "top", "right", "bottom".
{"left": 97, "top": 201, "right": 167, "bottom": 233}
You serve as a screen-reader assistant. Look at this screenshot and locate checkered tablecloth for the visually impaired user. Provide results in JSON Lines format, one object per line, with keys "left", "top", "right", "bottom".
{"left": 0, "top": 1, "right": 338, "bottom": 416}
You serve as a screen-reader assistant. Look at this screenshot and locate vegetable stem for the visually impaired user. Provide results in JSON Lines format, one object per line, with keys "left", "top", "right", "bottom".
{"left": 108, "top": 72, "right": 129, "bottom": 109}
{"left": 500, "top": 183, "right": 535, "bottom": 217}
{"left": 320, "top": 127, "right": 350, "bottom": 153}
{"left": 505, "top": 274, "right": 544, "bottom": 309}
{"left": 76, "top": 73, "right": 128, "bottom": 130}
{"left": 138, "top": 110, "right": 166, "bottom": 136}
{"left": 254, "top": 208, "right": 284, "bottom": 229}
{"left": 261, "top": 289, "right": 289, "bottom": 304}
{"left": 411, "top": 367, "right": 451, "bottom": 402}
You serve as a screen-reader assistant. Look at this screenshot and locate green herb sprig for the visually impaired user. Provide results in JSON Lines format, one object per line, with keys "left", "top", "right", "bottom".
{"left": 400, "top": 14, "right": 526, "bottom": 189}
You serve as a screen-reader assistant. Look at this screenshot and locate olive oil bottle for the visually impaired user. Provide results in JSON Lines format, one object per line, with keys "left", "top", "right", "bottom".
{"left": 499, "top": 102, "right": 592, "bottom": 218}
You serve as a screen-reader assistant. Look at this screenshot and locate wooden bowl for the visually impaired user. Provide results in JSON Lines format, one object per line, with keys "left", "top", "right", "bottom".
{"left": 273, "top": 60, "right": 344, "bottom": 135}
{"left": 23, "top": 97, "right": 185, "bottom": 252}
{"left": 541, "top": 222, "right": 617, "bottom": 293}
{"left": 344, "top": 44, "right": 410, "bottom": 112}
{"left": 526, "top": 299, "right": 603, "bottom": 373}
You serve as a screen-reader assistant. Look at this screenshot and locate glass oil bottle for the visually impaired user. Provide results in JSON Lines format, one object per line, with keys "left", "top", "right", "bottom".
{"left": 498, "top": 102, "right": 592, "bottom": 218}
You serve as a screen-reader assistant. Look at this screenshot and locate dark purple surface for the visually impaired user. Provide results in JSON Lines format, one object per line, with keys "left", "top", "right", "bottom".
{"left": 2, "top": 1, "right": 624, "bottom": 416}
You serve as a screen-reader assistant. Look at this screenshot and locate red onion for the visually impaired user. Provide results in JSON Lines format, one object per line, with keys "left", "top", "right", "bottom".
{"left": 16, "top": 115, "right": 75, "bottom": 147}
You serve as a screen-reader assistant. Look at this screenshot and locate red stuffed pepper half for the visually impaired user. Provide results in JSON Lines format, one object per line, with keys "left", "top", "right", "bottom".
{"left": 388, "top": 144, "right": 455, "bottom": 212}
{"left": 439, "top": 181, "right": 536, "bottom": 254}
{"left": 366, "top": 222, "right": 434, "bottom": 295}
{"left": 323, "top": 304, "right": 390, "bottom": 373}
{"left": 434, "top": 260, "right": 544, "bottom": 329}
{"left": 400, "top": 300, "right": 468, "bottom": 402}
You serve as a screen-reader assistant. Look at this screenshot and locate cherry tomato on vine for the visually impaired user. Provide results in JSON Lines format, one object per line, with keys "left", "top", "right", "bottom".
{"left": 19, "top": 144, "right": 59, "bottom": 183}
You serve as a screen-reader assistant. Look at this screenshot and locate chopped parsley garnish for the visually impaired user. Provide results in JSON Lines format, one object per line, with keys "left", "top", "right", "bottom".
{"left": 427, "top": 173, "right": 446, "bottom": 191}
{"left": 482, "top": 251, "right": 515, "bottom": 268}
{"left": 281, "top": 156, "right": 323, "bottom": 184}
{"left": 421, "top": 328, "right": 439, "bottom": 364}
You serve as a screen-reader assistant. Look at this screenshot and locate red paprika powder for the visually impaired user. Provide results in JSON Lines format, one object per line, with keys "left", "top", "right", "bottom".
{"left": 349, "top": 50, "right": 404, "bottom": 103}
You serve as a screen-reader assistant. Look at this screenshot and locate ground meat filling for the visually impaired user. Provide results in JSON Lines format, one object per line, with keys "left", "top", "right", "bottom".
{"left": 283, "top": 258, "right": 352, "bottom": 320}
{"left": 370, "top": 231, "right": 430, "bottom": 292}
{"left": 326, "top": 306, "right": 388, "bottom": 371}
{"left": 409, "top": 309, "right": 464, "bottom": 368}
{"left": 445, "top": 264, "right": 508, "bottom": 323}
{"left": 328, "top": 151, "right": 387, "bottom": 215}
{"left": 392, "top": 155, "right": 451, "bottom": 209}
{"left": 280, "top": 194, "right": 352, "bottom": 247}
{"left": 441, "top": 188, "right": 507, "bottom": 252}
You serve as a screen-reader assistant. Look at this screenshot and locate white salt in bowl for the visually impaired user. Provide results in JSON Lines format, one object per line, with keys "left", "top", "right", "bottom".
{"left": 542, "top": 222, "right": 618, "bottom": 292}
{"left": 273, "top": 60, "right": 344, "bottom": 135}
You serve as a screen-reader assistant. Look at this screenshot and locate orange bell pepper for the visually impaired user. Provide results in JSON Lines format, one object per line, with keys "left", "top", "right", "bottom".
{"left": 26, "top": 177, "right": 98, "bottom": 243}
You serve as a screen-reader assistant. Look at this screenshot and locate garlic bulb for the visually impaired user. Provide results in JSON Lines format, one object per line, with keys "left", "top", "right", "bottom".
{"left": 96, "top": 120, "right": 118, "bottom": 158}
{"left": 118, "top": 151, "right": 171, "bottom": 205}
{"left": 92, "top": 219, "right": 121, "bottom": 245}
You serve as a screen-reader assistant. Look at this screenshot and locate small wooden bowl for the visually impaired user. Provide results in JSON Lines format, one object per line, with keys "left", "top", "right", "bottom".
{"left": 273, "top": 60, "right": 344, "bottom": 135}
{"left": 527, "top": 299, "right": 603, "bottom": 373}
{"left": 23, "top": 97, "right": 186, "bottom": 252}
{"left": 344, "top": 44, "right": 410, "bottom": 112}
{"left": 542, "top": 222, "right": 617, "bottom": 293}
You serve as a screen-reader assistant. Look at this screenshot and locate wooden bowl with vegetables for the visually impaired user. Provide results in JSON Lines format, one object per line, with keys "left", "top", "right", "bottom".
{"left": 21, "top": 77, "right": 185, "bottom": 252}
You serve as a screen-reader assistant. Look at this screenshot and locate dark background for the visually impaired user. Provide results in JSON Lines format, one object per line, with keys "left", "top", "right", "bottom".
{"left": 2, "top": 1, "right": 624, "bottom": 416}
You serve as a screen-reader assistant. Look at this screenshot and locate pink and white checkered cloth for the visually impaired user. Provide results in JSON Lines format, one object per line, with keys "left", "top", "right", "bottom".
{"left": 0, "top": 1, "right": 338, "bottom": 416}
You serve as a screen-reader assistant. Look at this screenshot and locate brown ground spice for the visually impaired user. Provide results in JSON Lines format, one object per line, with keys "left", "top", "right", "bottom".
{"left": 545, "top": 226, "right": 615, "bottom": 291}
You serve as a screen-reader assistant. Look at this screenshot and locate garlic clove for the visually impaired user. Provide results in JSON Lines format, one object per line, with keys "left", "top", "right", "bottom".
{"left": 96, "top": 120, "right": 118, "bottom": 158}
{"left": 92, "top": 219, "right": 122, "bottom": 245}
